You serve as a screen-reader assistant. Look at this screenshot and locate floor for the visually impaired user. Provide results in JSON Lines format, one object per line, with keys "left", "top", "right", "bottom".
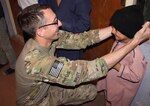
{"left": 0, "top": 35, "right": 106, "bottom": 106}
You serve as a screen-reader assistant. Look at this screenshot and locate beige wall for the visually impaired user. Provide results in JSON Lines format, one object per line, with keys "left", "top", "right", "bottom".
{"left": 125, "top": 0, "right": 137, "bottom": 6}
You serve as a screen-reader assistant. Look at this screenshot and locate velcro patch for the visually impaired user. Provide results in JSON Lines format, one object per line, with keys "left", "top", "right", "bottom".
{"left": 49, "top": 60, "right": 64, "bottom": 78}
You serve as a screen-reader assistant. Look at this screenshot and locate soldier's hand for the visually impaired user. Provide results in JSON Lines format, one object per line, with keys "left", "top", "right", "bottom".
{"left": 134, "top": 21, "right": 150, "bottom": 43}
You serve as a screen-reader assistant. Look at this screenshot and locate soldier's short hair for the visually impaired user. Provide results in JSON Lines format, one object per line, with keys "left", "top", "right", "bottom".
{"left": 17, "top": 4, "right": 50, "bottom": 38}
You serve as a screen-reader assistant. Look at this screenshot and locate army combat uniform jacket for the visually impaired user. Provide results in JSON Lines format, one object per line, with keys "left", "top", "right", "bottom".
{"left": 16, "top": 29, "right": 109, "bottom": 106}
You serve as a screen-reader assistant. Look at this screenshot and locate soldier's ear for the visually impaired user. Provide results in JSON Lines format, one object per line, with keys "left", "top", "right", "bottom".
{"left": 36, "top": 28, "right": 45, "bottom": 37}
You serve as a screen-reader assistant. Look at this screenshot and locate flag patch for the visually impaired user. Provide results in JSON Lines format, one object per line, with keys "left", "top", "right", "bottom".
{"left": 49, "top": 60, "right": 64, "bottom": 78}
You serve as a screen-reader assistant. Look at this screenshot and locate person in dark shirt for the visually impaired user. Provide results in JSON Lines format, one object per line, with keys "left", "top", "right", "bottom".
{"left": 48, "top": 0, "right": 91, "bottom": 60}
{"left": 38, "top": 0, "right": 48, "bottom": 5}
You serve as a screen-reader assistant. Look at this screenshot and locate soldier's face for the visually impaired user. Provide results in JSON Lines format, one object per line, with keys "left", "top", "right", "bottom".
{"left": 39, "top": 9, "right": 62, "bottom": 40}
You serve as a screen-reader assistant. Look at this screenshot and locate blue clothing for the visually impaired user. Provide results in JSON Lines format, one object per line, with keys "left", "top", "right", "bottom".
{"left": 49, "top": 0, "right": 91, "bottom": 60}
{"left": 49, "top": 0, "right": 91, "bottom": 33}
{"left": 38, "top": 0, "right": 48, "bottom": 5}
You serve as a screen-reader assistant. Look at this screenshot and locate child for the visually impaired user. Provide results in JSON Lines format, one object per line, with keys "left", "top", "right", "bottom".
{"left": 97, "top": 5, "right": 147, "bottom": 106}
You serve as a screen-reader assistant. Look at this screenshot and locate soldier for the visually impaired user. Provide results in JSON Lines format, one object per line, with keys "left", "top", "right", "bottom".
{"left": 16, "top": 4, "right": 150, "bottom": 106}
{"left": 0, "top": 1, "right": 16, "bottom": 75}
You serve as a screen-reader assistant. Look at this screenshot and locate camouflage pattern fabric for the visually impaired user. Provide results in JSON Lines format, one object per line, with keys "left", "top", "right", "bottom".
{"left": 48, "top": 84, "right": 97, "bottom": 106}
{"left": 57, "top": 29, "right": 101, "bottom": 49}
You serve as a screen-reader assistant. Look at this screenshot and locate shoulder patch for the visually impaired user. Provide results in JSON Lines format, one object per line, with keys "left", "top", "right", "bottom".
{"left": 49, "top": 60, "right": 64, "bottom": 78}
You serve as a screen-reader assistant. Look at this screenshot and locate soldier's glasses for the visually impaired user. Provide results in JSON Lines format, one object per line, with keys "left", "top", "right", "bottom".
{"left": 38, "top": 17, "right": 58, "bottom": 29}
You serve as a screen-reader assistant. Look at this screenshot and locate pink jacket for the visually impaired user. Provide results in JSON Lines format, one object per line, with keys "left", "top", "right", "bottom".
{"left": 97, "top": 41, "right": 147, "bottom": 106}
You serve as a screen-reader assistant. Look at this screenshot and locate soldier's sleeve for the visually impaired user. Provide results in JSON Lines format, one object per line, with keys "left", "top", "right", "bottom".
{"left": 56, "top": 29, "right": 101, "bottom": 49}
{"left": 25, "top": 49, "right": 108, "bottom": 87}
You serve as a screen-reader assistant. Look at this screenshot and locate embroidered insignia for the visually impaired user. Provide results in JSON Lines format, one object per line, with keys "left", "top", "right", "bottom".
{"left": 49, "top": 60, "right": 64, "bottom": 78}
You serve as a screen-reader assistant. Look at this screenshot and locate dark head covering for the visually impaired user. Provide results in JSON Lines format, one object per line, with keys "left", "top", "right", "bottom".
{"left": 111, "top": 5, "right": 144, "bottom": 38}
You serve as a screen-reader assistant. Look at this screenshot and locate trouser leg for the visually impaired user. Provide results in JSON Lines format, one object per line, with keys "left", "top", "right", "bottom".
{"left": 0, "top": 18, "right": 16, "bottom": 69}
{"left": 49, "top": 84, "right": 97, "bottom": 106}
{"left": 0, "top": 48, "right": 7, "bottom": 65}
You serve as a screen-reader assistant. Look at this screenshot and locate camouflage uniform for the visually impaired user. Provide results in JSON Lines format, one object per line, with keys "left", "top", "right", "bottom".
{"left": 0, "top": 17, "right": 16, "bottom": 69}
{"left": 16, "top": 30, "right": 108, "bottom": 106}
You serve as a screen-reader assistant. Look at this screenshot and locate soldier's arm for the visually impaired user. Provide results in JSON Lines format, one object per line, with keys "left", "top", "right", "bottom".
{"left": 25, "top": 50, "right": 108, "bottom": 87}
{"left": 25, "top": 22, "right": 150, "bottom": 87}
{"left": 56, "top": 26, "right": 112, "bottom": 49}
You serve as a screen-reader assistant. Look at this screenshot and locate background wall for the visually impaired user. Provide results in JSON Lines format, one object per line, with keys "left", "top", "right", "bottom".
{"left": 125, "top": 0, "right": 137, "bottom": 6}
{"left": 83, "top": 0, "right": 123, "bottom": 60}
